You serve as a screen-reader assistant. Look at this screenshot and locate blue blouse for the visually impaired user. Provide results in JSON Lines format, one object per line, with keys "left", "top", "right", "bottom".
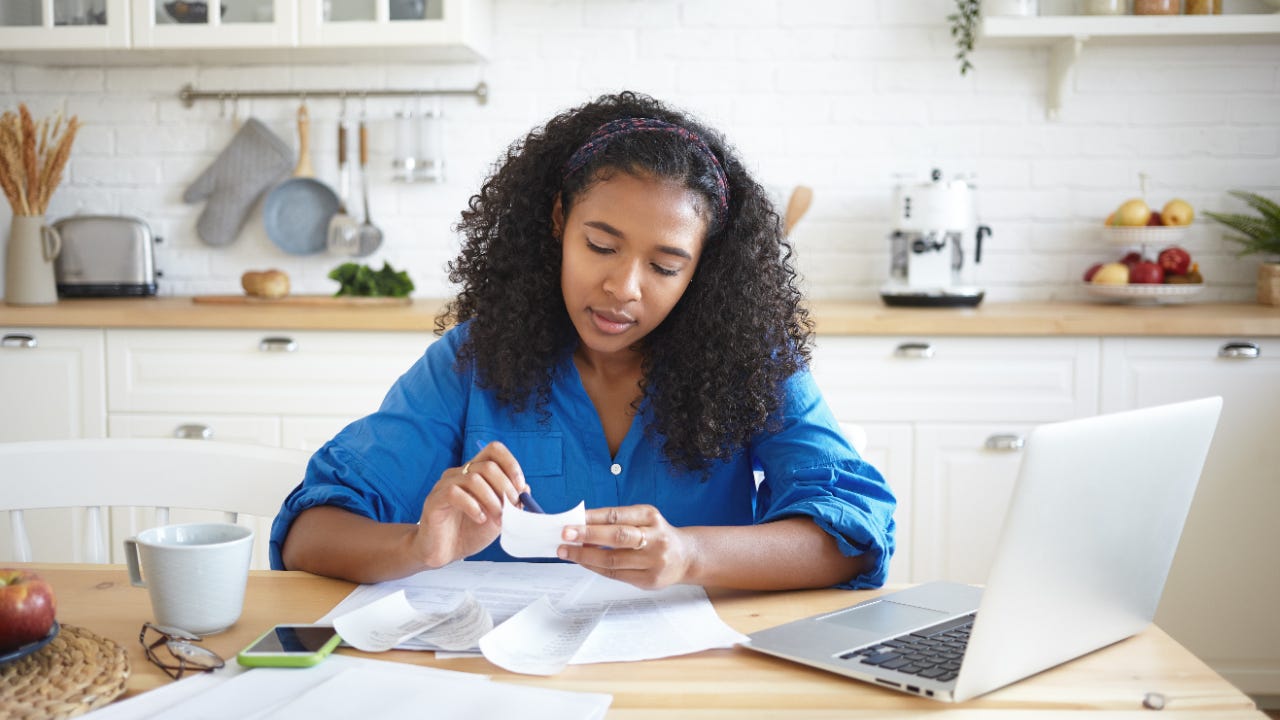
{"left": 269, "top": 323, "right": 896, "bottom": 589}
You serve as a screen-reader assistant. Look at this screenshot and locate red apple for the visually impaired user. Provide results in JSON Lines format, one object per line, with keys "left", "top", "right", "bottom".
{"left": 1120, "top": 251, "right": 1143, "bottom": 268}
{"left": 1146, "top": 210, "right": 1164, "bottom": 226}
{"left": 1158, "top": 246, "right": 1191, "bottom": 276}
{"left": 1129, "top": 261, "right": 1165, "bottom": 284}
{"left": 1083, "top": 262, "right": 1104, "bottom": 282}
{"left": 0, "top": 569, "right": 57, "bottom": 651}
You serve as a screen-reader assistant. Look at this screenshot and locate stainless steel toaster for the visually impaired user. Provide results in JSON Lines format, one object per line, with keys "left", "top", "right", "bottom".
{"left": 52, "top": 215, "right": 158, "bottom": 297}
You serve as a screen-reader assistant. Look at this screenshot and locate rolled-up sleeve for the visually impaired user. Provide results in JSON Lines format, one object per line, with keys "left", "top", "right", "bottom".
{"left": 753, "top": 370, "right": 897, "bottom": 590}
{"left": 268, "top": 327, "right": 471, "bottom": 570}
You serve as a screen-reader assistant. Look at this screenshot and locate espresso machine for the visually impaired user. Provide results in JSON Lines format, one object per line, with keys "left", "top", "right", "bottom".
{"left": 880, "top": 168, "right": 992, "bottom": 308}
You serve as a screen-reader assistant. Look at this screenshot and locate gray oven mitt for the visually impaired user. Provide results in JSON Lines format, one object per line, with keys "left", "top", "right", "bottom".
{"left": 183, "top": 118, "right": 294, "bottom": 247}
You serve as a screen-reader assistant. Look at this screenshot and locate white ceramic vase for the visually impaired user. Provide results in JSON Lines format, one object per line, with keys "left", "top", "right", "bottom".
{"left": 985, "top": 0, "right": 1039, "bottom": 16}
{"left": 4, "top": 215, "right": 62, "bottom": 306}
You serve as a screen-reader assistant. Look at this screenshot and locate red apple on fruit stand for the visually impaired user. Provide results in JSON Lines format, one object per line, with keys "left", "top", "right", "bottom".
{"left": 1083, "top": 262, "right": 1103, "bottom": 282}
{"left": 1120, "top": 251, "right": 1143, "bottom": 268}
{"left": 1129, "top": 261, "right": 1165, "bottom": 284}
{"left": 0, "top": 569, "right": 57, "bottom": 651}
{"left": 1158, "top": 246, "right": 1191, "bottom": 276}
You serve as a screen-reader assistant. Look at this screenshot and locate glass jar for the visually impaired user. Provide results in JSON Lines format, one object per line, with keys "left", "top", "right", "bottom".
{"left": 1134, "top": 0, "right": 1178, "bottom": 13}
{"left": 1082, "top": 0, "right": 1127, "bottom": 14}
{"left": 1183, "top": 0, "right": 1220, "bottom": 12}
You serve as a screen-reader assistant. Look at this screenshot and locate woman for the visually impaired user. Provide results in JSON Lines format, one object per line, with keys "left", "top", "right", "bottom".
{"left": 272, "top": 91, "right": 895, "bottom": 591}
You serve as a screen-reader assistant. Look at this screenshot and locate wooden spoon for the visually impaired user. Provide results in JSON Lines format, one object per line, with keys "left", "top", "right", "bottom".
{"left": 783, "top": 185, "right": 813, "bottom": 237}
{"left": 293, "top": 104, "right": 313, "bottom": 178}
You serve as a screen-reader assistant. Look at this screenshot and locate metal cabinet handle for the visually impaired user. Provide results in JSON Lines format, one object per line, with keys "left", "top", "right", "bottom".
{"left": 174, "top": 424, "right": 213, "bottom": 440}
{"left": 258, "top": 336, "right": 298, "bottom": 353}
{"left": 894, "top": 342, "right": 935, "bottom": 359}
{"left": 1, "top": 333, "right": 37, "bottom": 349}
{"left": 984, "top": 434, "right": 1025, "bottom": 452}
{"left": 1218, "top": 341, "right": 1260, "bottom": 359}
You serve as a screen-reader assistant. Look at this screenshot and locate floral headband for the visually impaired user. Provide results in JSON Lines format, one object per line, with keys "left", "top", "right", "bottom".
{"left": 563, "top": 117, "right": 730, "bottom": 232}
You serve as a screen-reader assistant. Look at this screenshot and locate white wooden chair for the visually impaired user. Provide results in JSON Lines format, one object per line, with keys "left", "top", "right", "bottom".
{"left": 0, "top": 439, "right": 310, "bottom": 568}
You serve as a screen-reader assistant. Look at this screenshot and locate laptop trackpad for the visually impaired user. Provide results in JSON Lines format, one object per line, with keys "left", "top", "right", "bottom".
{"left": 819, "top": 600, "right": 950, "bottom": 634}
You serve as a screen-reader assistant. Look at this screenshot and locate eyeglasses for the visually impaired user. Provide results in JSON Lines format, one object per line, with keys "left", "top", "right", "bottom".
{"left": 139, "top": 622, "right": 226, "bottom": 680}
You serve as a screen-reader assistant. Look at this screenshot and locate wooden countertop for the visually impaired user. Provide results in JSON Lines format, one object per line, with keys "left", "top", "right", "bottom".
{"left": 2, "top": 297, "right": 1279, "bottom": 336}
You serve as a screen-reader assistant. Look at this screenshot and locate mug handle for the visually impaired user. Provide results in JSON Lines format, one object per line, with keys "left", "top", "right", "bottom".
{"left": 124, "top": 537, "right": 147, "bottom": 588}
{"left": 40, "top": 224, "right": 62, "bottom": 262}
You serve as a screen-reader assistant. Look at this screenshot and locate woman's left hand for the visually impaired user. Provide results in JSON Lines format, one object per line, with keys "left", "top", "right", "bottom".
{"left": 557, "top": 505, "right": 695, "bottom": 590}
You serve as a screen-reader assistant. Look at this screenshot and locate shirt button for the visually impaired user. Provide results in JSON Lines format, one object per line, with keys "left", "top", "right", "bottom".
{"left": 610, "top": 463, "right": 622, "bottom": 476}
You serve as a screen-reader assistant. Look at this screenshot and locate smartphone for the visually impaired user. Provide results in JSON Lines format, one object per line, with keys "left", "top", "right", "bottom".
{"left": 236, "top": 624, "right": 342, "bottom": 668}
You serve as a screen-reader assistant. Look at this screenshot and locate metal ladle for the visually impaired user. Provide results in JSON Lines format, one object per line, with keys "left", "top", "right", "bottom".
{"left": 355, "top": 115, "right": 384, "bottom": 256}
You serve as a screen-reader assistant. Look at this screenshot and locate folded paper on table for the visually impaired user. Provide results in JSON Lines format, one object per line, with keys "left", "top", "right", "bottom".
{"left": 320, "top": 561, "right": 749, "bottom": 676}
{"left": 500, "top": 499, "right": 585, "bottom": 558}
{"left": 332, "top": 590, "right": 491, "bottom": 652}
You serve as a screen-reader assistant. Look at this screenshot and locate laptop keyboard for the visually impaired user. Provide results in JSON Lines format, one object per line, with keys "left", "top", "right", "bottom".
{"left": 837, "top": 613, "right": 975, "bottom": 683}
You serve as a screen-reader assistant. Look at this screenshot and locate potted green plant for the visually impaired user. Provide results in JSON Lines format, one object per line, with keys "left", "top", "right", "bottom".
{"left": 1204, "top": 190, "right": 1280, "bottom": 306}
{"left": 948, "top": 0, "right": 981, "bottom": 76}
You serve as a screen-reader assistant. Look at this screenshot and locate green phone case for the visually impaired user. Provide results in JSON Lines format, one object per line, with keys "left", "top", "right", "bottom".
{"left": 236, "top": 625, "right": 343, "bottom": 668}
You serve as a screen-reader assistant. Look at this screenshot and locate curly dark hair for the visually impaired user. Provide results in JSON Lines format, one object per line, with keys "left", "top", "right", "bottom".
{"left": 437, "top": 91, "right": 813, "bottom": 472}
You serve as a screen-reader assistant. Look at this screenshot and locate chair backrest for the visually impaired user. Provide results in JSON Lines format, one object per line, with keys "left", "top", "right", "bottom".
{"left": 0, "top": 439, "right": 310, "bottom": 565}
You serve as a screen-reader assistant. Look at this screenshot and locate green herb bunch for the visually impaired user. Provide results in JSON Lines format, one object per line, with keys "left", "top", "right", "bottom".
{"left": 328, "top": 261, "right": 415, "bottom": 298}
{"left": 948, "top": 0, "right": 981, "bottom": 76}
{"left": 1204, "top": 190, "right": 1280, "bottom": 259}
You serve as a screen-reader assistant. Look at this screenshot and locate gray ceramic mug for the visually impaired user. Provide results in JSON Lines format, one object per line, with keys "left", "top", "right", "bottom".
{"left": 124, "top": 523, "right": 253, "bottom": 635}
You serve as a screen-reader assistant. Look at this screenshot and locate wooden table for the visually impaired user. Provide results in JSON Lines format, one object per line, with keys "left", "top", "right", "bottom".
{"left": 23, "top": 563, "right": 1266, "bottom": 719}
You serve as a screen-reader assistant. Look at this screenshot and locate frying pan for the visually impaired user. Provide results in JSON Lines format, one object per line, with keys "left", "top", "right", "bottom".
{"left": 263, "top": 104, "right": 339, "bottom": 255}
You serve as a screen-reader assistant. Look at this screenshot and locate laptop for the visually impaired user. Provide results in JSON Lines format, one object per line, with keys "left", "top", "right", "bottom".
{"left": 745, "top": 396, "right": 1222, "bottom": 702}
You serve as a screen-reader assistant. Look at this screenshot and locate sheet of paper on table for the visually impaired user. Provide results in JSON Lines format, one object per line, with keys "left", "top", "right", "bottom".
{"left": 319, "top": 561, "right": 749, "bottom": 675}
{"left": 84, "top": 654, "right": 611, "bottom": 720}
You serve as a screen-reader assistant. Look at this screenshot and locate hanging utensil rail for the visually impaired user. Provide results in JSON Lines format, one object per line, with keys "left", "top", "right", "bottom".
{"left": 178, "top": 81, "right": 488, "bottom": 109}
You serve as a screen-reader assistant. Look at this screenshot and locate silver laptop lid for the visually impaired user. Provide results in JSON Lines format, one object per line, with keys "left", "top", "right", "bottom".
{"left": 953, "top": 396, "right": 1222, "bottom": 701}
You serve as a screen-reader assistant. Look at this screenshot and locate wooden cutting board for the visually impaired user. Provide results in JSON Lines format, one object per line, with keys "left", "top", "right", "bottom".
{"left": 192, "top": 294, "right": 412, "bottom": 307}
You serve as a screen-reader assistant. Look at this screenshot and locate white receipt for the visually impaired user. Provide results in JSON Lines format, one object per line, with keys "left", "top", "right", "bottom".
{"left": 332, "top": 590, "right": 492, "bottom": 652}
{"left": 477, "top": 596, "right": 605, "bottom": 676}
{"left": 499, "top": 500, "right": 586, "bottom": 559}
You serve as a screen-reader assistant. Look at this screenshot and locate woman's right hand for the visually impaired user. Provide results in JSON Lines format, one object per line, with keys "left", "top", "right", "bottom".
{"left": 414, "top": 441, "right": 527, "bottom": 569}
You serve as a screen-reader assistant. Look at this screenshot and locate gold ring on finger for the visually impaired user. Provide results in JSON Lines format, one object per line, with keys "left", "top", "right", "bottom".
{"left": 636, "top": 529, "right": 647, "bottom": 551}
{"left": 461, "top": 461, "right": 472, "bottom": 475}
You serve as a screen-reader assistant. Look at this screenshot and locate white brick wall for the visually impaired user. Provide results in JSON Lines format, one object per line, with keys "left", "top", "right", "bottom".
{"left": 1, "top": 0, "right": 1278, "bottom": 303}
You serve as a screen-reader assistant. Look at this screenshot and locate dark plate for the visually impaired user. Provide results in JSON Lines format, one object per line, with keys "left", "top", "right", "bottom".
{"left": 0, "top": 620, "right": 59, "bottom": 665}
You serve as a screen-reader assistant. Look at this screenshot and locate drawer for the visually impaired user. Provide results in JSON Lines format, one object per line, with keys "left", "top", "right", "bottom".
{"left": 811, "top": 336, "right": 1099, "bottom": 423}
{"left": 109, "top": 413, "right": 282, "bottom": 445}
{"left": 107, "top": 329, "right": 430, "bottom": 416}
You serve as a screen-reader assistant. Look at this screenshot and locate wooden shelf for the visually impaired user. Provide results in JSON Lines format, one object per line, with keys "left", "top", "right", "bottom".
{"left": 979, "top": 13, "right": 1280, "bottom": 119}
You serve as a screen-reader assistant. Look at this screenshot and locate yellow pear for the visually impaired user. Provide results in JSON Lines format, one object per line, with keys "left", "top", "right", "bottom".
{"left": 1114, "top": 198, "right": 1152, "bottom": 227}
{"left": 1162, "top": 198, "right": 1194, "bottom": 226}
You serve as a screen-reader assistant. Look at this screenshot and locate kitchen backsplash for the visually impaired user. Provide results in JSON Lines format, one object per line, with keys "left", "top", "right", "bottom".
{"left": 2, "top": 0, "right": 1278, "bottom": 303}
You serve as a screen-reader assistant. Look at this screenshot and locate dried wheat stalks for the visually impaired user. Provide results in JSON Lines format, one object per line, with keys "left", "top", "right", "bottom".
{"left": 0, "top": 103, "right": 80, "bottom": 217}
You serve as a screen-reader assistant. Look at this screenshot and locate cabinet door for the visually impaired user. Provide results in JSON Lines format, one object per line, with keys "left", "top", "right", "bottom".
{"left": 912, "top": 423, "right": 1033, "bottom": 585}
{"left": 857, "top": 423, "right": 913, "bottom": 585}
{"left": 0, "top": 0, "right": 130, "bottom": 49}
{"left": 297, "top": 0, "right": 489, "bottom": 55}
{"left": 131, "top": 0, "right": 296, "bottom": 47}
{"left": 812, "top": 336, "right": 1099, "bottom": 423}
{"left": 1, "top": 327, "right": 106, "bottom": 441}
{"left": 1101, "top": 337, "right": 1280, "bottom": 695}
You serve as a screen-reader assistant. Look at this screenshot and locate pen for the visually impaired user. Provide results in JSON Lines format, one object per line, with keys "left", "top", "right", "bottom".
{"left": 474, "top": 438, "right": 543, "bottom": 513}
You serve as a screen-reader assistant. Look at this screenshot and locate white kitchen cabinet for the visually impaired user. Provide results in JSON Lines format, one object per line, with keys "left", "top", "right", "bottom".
{"left": 101, "top": 328, "right": 427, "bottom": 569}
{"left": 131, "top": 0, "right": 297, "bottom": 49}
{"left": 0, "top": 327, "right": 107, "bottom": 565}
{"left": 912, "top": 422, "right": 1032, "bottom": 585}
{"left": 1100, "top": 336, "right": 1280, "bottom": 696}
{"left": 811, "top": 335, "right": 1100, "bottom": 585}
{"left": 0, "top": 0, "right": 488, "bottom": 60}
{"left": 0, "top": 0, "right": 130, "bottom": 49}
{"left": 298, "top": 0, "right": 490, "bottom": 55}
{"left": 1, "top": 327, "right": 107, "bottom": 441}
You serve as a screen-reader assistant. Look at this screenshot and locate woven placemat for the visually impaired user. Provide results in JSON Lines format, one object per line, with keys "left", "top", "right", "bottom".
{"left": 0, "top": 624, "right": 130, "bottom": 720}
